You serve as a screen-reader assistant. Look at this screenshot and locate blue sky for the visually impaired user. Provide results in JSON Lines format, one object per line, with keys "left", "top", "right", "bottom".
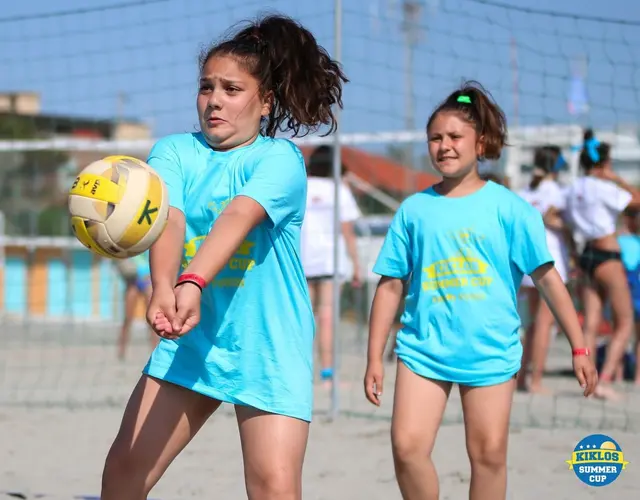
{"left": 1, "top": 0, "right": 639, "bottom": 150}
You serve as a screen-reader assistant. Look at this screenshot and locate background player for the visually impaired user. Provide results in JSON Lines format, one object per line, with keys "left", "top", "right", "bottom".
{"left": 565, "top": 129, "right": 640, "bottom": 399}
{"left": 516, "top": 145, "right": 571, "bottom": 393}
{"left": 301, "top": 145, "right": 362, "bottom": 384}
{"left": 364, "top": 82, "right": 597, "bottom": 500}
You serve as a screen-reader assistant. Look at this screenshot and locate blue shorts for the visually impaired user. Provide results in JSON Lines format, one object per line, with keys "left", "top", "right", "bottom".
{"left": 135, "top": 275, "right": 151, "bottom": 293}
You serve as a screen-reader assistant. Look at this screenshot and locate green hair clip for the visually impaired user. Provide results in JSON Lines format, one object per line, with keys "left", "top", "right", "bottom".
{"left": 457, "top": 95, "right": 472, "bottom": 104}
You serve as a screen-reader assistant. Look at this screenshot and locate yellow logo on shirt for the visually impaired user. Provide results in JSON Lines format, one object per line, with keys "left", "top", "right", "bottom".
{"left": 179, "top": 197, "right": 258, "bottom": 288}
{"left": 421, "top": 229, "right": 494, "bottom": 304}
{"left": 182, "top": 235, "right": 257, "bottom": 288}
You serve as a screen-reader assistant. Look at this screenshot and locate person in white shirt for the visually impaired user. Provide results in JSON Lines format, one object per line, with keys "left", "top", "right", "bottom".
{"left": 566, "top": 129, "right": 640, "bottom": 399}
{"left": 517, "top": 145, "right": 572, "bottom": 393}
{"left": 301, "top": 146, "right": 362, "bottom": 383}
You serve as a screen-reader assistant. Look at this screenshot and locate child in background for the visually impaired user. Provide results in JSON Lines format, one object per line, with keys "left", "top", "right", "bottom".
{"left": 301, "top": 145, "right": 362, "bottom": 384}
{"left": 114, "top": 251, "right": 156, "bottom": 360}
{"left": 618, "top": 207, "right": 640, "bottom": 384}
{"left": 364, "top": 81, "right": 597, "bottom": 500}
{"left": 516, "top": 145, "right": 571, "bottom": 393}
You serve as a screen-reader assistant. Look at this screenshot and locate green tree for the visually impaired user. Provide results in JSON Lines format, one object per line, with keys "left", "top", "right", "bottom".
{"left": 0, "top": 114, "right": 70, "bottom": 236}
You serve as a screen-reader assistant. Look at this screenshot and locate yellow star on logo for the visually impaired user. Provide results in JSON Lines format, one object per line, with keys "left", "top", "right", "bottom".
{"left": 236, "top": 240, "right": 255, "bottom": 256}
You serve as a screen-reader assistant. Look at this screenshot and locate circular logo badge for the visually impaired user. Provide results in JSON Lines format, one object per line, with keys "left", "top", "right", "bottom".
{"left": 566, "top": 434, "right": 629, "bottom": 487}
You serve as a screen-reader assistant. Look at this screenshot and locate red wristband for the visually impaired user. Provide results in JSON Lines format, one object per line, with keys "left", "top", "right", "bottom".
{"left": 176, "top": 273, "right": 206, "bottom": 291}
{"left": 572, "top": 348, "right": 590, "bottom": 357}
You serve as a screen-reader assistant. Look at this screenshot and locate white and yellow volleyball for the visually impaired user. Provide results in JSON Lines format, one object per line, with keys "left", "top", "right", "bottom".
{"left": 68, "top": 155, "right": 169, "bottom": 259}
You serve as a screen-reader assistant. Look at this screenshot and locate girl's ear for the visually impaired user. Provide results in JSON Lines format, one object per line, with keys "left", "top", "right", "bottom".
{"left": 476, "top": 134, "right": 486, "bottom": 160}
{"left": 261, "top": 91, "right": 273, "bottom": 117}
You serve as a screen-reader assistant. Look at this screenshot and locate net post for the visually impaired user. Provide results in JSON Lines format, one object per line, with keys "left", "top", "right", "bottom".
{"left": 0, "top": 211, "right": 4, "bottom": 321}
{"left": 329, "top": 0, "right": 343, "bottom": 423}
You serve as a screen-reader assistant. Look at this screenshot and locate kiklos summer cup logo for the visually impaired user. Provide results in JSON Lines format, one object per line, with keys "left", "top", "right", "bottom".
{"left": 566, "top": 434, "right": 629, "bottom": 487}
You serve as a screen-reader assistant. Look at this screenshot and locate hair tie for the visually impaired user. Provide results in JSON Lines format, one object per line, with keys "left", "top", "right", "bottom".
{"left": 585, "top": 137, "right": 600, "bottom": 163}
{"left": 457, "top": 95, "right": 472, "bottom": 104}
{"left": 552, "top": 154, "right": 567, "bottom": 173}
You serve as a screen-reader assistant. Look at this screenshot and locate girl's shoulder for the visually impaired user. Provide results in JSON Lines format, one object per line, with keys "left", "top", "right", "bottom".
{"left": 239, "top": 136, "right": 305, "bottom": 171}
{"left": 252, "top": 136, "right": 303, "bottom": 157}
{"left": 495, "top": 183, "right": 543, "bottom": 219}
{"left": 150, "top": 132, "right": 206, "bottom": 155}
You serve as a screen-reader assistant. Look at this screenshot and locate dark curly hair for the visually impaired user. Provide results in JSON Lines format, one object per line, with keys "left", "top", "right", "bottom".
{"left": 200, "top": 14, "right": 348, "bottom": 138}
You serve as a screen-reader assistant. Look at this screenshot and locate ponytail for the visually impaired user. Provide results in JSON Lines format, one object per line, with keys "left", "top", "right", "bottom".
{"left": 200, "top": 14, "right": 348, "bottom": 138}
{"left": 426, "top": 80, "right": 508, "bottom": 160}
{"left": 529, "top": 173, "right": 544, "bottom": 190}
{"left": 579, "top": 129, "right": 611, "bottom": 171}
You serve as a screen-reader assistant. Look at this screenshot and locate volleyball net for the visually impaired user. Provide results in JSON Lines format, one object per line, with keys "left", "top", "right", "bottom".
{"left": 1, "top": 0, "right": 640, "bottom": 429}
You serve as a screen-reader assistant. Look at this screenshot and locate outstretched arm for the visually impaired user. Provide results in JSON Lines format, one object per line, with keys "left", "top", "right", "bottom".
{"left": 183, "top": 196, "right": 266, "bottom": 283}
{"left": 168, "top": 196, "right": 267, "bottom": 334}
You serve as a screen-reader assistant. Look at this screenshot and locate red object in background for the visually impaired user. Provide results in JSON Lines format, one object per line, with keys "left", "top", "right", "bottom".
{"left": 577, "top": 312, "right": 613, "bottom": 337}
{"left": 72, "top": 129, "right": 103, "bottom": 138}
{"left": 299, "top": 146, "right": 440, "bottom": 193}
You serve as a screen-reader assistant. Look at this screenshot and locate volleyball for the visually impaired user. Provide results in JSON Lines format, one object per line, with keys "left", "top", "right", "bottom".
{"left": 68, "top": 155, "right": 169, "bottom": 259}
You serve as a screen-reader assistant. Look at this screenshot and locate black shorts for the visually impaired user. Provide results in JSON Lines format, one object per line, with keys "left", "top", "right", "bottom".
{"left": 307, "top": 275, "right": 334, "bottom": 283}
{"left": 578, "top": 243, "right": 622, "bottom": 278}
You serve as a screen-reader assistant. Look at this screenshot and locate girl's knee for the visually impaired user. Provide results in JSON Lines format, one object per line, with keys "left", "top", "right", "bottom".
{"left": 316, "top": 304, "right": 333, "bottom": 326}
{"left": 467, "top": 438, "right": 508, "bottom": 471}
{"left": 101, "top": 440, "right": 151, "bottom": 493}
{"left": 103, "top": 443, "right": 132, "bottom": 479}
{"left": 615, "top": 317, "right": 635, "bottom": 341}
{"left": 391, "top": 428, "right": 432, "bottom": 465}
{"left": 246, "top": 467, "right": 300, "bottom": 500}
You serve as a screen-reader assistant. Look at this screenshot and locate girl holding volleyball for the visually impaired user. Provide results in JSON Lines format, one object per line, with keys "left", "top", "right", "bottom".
{"left": 363, "top": 82, "right": 598, "bottom": 500}
{"left": 101, "top": 14, "right": 347, "bottom": 500}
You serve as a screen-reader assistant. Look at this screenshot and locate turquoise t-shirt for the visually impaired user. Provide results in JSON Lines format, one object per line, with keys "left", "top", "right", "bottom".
{"left": 618, "top": 233, "right": 640, "bottom": 313}
{"left": 143, "top": 133, "right": 315, "bottom": 421}
{"left": 373, "top": 181, "right": 554, "bottom": 386}
{"left": 132, "top": 251, "right": 150, "bottom": 279}
{"left": 618, "top": 234, "right": 640, "bottom": 272}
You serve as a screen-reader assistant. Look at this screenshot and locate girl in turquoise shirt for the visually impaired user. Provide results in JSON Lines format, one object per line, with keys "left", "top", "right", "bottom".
{"left": 364, "top": 81, "right": 598, "bottom": 500}
{"left": 101, "top": 14, "right": 347, "bottom": 500}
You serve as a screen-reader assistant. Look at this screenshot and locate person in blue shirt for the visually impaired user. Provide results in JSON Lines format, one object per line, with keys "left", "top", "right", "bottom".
{"left": 363, "top": 81, "right": 597, "bottom": 500}
{"left": 132, "top": 251, "right": 152, "bottom": 294}
{"left": 101, "top": 14, "right": 347, "bottom": 500}
{"left": 618, "top": 207, "right": 640, "bottom": 383}
{"left": 619, "top": 207, "right": 640, "bottom": 317}
{"left": 114, "top": 251, "right": 156, "bottom": 360}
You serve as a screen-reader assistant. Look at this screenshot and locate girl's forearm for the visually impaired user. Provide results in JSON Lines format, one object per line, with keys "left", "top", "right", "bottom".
{"left": 184, "top": 197, "right": 266, "bottom": 284}
{"left": 368, "top": 277, "right": 404, "bottom": 362}
{"left": 533, "top": 264, "right": 586, "bottom": 350}
{"left": 150, "top": 208, "right": 186, "bottom": 290}
{"left": 341, "top": 222, "right": 360, "bottom": 269}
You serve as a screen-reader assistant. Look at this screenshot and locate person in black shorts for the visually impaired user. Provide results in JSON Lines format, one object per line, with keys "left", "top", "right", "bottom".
{"left": 565, "top": 129, "right": 640, "bottom": 399}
